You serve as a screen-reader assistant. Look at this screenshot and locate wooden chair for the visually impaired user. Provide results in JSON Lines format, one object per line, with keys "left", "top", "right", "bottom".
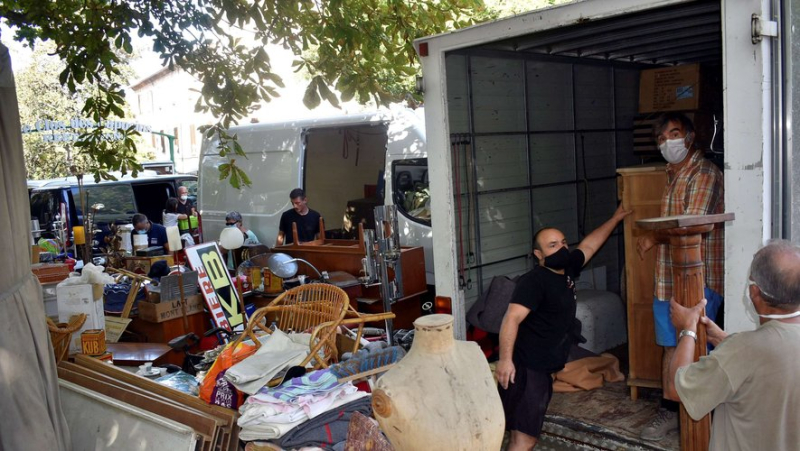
{"left": 233, "top": 283, "right": 350, "bottom": 370}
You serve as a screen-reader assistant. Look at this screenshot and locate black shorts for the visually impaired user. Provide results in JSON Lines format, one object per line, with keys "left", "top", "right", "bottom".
{"left": 498, "top": 366, "right": 553, "bottom": 438}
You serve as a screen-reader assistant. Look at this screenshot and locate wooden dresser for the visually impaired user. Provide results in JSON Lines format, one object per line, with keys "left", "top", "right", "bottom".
{"left": 617, "top": 164, "right": 666, "bottom": 400}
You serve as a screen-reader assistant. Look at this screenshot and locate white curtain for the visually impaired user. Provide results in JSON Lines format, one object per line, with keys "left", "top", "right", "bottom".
{"left": 0, "top": 42, "right": 70, "bottom": 450}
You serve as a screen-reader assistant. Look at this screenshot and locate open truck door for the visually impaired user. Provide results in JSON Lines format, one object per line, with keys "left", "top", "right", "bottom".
{"left": 416, "top": 0, "right": 773, "bottom": 341}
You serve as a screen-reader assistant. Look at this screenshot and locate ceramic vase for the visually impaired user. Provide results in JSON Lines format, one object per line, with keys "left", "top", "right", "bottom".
{"left": 372, "top": 314, "right": 504, "bottom": 450}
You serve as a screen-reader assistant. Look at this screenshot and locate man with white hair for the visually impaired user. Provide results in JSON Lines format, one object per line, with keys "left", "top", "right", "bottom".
{"left": 667, "top": 239, "right": 800, "bottom": 451}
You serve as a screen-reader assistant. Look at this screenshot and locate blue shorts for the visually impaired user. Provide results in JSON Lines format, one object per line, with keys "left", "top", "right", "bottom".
{"left": 653, "top": 287, "right": 722, "bottom": 347}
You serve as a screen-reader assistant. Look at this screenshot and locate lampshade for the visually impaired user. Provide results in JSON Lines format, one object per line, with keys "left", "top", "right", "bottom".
{"left": 267, "top": 253, "right": 298, "bottom": 279}
{"left": 219, "top": 226, "right": 244, "bottom": 250}
{"left": 166, "top": 226, "right": 182, "bottom": 251}
{"left": 73, "top": 226, "right": 86, "bottom": 245}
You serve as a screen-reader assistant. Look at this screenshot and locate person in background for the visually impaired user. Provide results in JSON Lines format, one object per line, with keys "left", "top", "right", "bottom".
{"left": 636, "top": 112, "right": 724, "bottom": 441}
{"left": 132, "top": 213, "right": 169, "bottom": 252}
{"left": 176, "top": 185, "right": 197, "bottom": 237}
{"left": 225, "top": 211, "right": 259, "bottom": 270}
{"left": 276, "top": 188, "right": 322, "bottom": 245}
{"left": 163, "top": 197, "right": 195, "bottom": 246}
{"left": 176, "top": 185, "right": 196, "bottom": 216}
{"left": 496, "top": 204, "right": 632, "bottom": 450}
{"left": 163, "top": 197, "right": 188, "bottom": 228}
{"left": 666, "top": 240, "right": 800, "bottom": 451}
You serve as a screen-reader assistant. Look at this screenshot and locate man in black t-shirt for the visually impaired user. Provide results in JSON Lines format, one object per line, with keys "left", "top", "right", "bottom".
{"left": 276, "top": 188, "right": 322, "bottom": 245}
{"left": 496, "top": 204, "right": 631, "bottom": 450}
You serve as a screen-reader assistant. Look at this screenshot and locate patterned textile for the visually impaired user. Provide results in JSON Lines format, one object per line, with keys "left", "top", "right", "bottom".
{"left": 256, "top": 369, "right": 341, "bottom": 403}
{"left": 654, "top": 151, "right": 725, "bottom": 300}
{"left": 277, "top": 396, "right": 373, "bottom": 450}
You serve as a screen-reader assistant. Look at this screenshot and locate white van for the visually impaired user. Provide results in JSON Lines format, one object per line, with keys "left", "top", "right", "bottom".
{"left": 198, "top": 107, "right": 434, "bottom": 284}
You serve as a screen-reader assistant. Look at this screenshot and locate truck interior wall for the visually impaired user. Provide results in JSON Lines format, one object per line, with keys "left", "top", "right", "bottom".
{"left": 446, "top": 53, "right": 643, "bottom": 311}
{"left": 304, "top": 125, "right": 388, "bottom": 231}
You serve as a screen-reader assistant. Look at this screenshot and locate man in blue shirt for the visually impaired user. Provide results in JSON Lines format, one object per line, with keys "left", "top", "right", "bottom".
{"left": 132, "top": 213, "right": 169, "bottom": 253}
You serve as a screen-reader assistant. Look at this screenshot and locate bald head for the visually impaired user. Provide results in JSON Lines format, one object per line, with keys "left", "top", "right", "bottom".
{"left": 750, "top": 240, "right": 800, "bottom": 309}
{"left": 532, "top": 227, "right": 567, "bottom": 263}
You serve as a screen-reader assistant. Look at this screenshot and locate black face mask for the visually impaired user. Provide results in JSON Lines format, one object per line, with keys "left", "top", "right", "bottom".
{"left": 543, "top": 246, "right": 570, "bottom": 270}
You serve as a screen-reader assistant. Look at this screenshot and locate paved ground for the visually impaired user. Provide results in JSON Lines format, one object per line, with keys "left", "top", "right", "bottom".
{"left": 497, "top": 344, "right": 680, "bottom": 451}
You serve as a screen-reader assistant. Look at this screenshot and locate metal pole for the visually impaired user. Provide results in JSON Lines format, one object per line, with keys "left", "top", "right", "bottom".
{"left": 149, "top": 131, "right": 176, "bottom": 165}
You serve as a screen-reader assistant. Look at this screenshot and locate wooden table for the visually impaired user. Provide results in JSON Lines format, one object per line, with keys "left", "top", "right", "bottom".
{"left": 105, "top": 342, "right": 173, "bottom": 367}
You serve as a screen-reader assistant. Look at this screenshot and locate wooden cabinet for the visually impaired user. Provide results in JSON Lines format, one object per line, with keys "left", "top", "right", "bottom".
{"left": 617, "top": 165, "right": 666, "bottom": 400}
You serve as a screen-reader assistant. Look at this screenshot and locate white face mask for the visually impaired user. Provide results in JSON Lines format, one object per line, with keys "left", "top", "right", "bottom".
{"left": 180, "top": 195, "right": 188, "bottom": 201}
{"left": 747, "top": 280, "right": 800, "bottom": 319}
{"left": 659, "top": 138, "right": 689, "bottom": 164}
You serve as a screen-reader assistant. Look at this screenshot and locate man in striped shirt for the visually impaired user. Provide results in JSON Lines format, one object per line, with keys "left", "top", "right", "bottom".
{"left": 636, "top": 112, "right": 725, "bottom": 441}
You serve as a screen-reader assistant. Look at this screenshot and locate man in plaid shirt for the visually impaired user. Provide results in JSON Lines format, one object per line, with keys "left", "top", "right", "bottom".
{"left": 636, "top": 112, "right": 725, "bottom": 441}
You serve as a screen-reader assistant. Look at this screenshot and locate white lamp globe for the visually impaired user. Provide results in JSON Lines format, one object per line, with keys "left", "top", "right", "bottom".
{"left": 219, "top": 227, "right": 244, "bottom": 250}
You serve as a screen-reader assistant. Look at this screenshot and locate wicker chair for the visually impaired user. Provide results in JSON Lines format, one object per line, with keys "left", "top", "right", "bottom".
{"left": 234, "top": 283, "right": 350, "bottom": 370}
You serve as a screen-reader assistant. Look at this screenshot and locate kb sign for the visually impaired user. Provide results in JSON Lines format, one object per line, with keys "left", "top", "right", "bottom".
{"left": 185, "top": 242, "right": 244, "bottom": 331}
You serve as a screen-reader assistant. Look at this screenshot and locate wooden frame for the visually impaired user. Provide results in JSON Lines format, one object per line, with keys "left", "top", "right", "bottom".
{"left": 72, "top": 354, "right": 240, "bottom": 450}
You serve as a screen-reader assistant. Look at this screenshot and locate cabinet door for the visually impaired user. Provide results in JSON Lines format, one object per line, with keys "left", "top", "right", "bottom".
{"left": 619, "top": 170, "right": 665, "bottom": 388}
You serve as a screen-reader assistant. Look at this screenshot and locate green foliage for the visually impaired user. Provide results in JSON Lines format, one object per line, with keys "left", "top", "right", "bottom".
{"left": 15, "top": 42, "right": 141, "bottom": 180}
{"left": 2, "top": 0, "right": 488, "bottom": 187}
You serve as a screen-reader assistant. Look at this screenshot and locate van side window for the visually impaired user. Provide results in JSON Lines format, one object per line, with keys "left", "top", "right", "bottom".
{"left": 80, "top": 185, "right": 136, "bottom": 224}
{"left": 392, "top": 158, "right": 431, "bottom": 225}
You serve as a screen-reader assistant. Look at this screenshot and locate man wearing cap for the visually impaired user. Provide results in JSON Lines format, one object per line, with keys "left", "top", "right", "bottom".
{"left": 225, "top": 211, "right": 259, "bottom": 270}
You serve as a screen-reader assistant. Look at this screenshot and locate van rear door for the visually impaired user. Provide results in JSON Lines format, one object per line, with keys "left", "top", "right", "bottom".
{"left": 131, "top": 181, "right": 177, "bottom": 224}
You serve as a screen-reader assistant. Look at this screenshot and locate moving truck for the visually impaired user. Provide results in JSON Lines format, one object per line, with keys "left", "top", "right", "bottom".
{"left": 415, "top": 0, "right": 796, "bottom": 338}
{"left": 197, "top": 107, "right": 435, "bottom": 284}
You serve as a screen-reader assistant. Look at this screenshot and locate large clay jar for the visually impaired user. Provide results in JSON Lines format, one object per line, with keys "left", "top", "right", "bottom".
{"left": 372, "top": 314, "right": 504, "bottom": 450}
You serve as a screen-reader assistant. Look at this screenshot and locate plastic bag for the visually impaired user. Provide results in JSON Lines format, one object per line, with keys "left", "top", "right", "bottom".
{"left": 155, "top": 370, "right": 200, "bottom": 396}
{"left": 199, "top": 341, "right": 257, "bottom": 408}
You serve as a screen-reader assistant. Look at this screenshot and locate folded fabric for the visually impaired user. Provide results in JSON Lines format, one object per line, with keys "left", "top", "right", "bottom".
{"left": 225, "top": 328, "right": 310, "bottom": 395}
{"left": 239, "top": 389, "right": 368, "bottom": 442}
{"left": 239, "top": 417, "right": 306, "bottom": 442}
{"left": 552, "top": 353, "right": 625, "bottom": 393}
{"left": 238, "top": 384, "right": 358, "bottom": 427}
{"left": 261, "top": 369, "right": 341, "bottom": 403}
{"left": 278, "top": 395, "right": 373, "bottom": 450}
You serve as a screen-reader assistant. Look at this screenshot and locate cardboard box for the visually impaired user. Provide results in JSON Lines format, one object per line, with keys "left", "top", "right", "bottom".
{"left": 81, "top": 329, "right": 107, "bottom": 356}
{"left": 137, "top": 294, "right": 205, "bottom": 323}
{"left": 125, "top": 255, "right": 174, "bottom": 276}
{"left": 639, "top": 64, "right": 701, "bottom": 113}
